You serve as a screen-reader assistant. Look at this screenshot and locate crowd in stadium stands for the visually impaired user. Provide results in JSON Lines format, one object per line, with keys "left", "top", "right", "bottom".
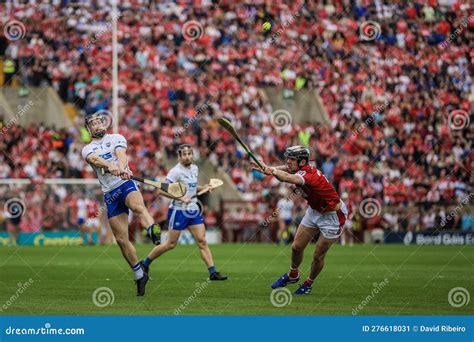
{"left": 0, "top": 1, "right": 473, "bottom": 239}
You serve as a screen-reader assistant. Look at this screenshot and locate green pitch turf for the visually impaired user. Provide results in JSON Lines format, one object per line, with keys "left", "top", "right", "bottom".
{"left": 0, "top": 243, "right": 472, "bottom": 315}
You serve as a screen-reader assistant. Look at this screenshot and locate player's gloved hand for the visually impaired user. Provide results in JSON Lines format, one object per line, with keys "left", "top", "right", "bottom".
{"left": 108, "top": 164, "right": 121, "bottom": 177}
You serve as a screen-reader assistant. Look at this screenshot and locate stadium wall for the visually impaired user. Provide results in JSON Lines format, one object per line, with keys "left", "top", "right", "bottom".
{"left": 0, "top": 87, "right": 71, "bottom": 128}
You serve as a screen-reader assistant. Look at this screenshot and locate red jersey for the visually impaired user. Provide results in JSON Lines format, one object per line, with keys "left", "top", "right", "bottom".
{"left": 87, "top": 201, "right": 99, "bottom": 219}
{"left": 295, "top": 164, "right": 341, "bottom": 212}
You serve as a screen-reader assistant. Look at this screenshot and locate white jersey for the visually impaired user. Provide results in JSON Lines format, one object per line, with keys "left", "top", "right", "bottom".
{"left": 77, "top": 198, "right": 87, "bottom": 219}
{"left": 166, "top": 163, "right": 198, "bottom": 210}
{"left": 81, "top": 134, "right": 130, "bottom": 193}
{"left": 277, "top": 198, "right": 294, "bottom": 220}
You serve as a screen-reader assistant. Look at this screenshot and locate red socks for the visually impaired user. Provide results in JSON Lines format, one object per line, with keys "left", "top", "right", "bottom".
{"left": 289, "top": 270, "right": 299, "bottom": 279}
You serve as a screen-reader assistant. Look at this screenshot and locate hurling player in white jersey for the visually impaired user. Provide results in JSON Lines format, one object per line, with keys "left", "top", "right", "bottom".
{"left": 276, "top": 194, "right": 294, "bottom": 244}
{"left": 81, "top": 112, "right": 161, "bottom": 296}
{"left": 141, "top": 144, "right": 227, "bottom": 281}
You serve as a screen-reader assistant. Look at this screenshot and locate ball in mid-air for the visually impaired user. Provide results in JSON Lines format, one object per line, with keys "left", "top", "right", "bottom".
{"left": 262, "top": 22, "right": 271, "bottom": 31}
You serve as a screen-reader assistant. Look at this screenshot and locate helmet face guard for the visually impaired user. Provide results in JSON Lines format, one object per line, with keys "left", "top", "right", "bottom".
{"left": 85, "top": 112, "right": 107, "bottom": 139}
{"left": 284, "top": 145, "right": 310, "bottom": 167}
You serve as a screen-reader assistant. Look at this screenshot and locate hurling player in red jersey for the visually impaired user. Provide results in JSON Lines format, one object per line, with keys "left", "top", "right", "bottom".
{"left": 257, "top": 146, "right": 348, "bottom": 295}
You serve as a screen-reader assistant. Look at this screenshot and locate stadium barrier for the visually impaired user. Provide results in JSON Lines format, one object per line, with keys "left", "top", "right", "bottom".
{"left": 218, "top": 199, "right": 273, "bottom": 243}
{"left": 384, "top": 230, "right": 474, "bottom": 245}
{"left": 0, "top": 231, "right": 99, "bottom": 246}
{"left": 0, "top": 230, "right": 221, "bottom": 246}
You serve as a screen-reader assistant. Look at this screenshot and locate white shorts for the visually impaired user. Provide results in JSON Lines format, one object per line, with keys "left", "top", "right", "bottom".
{"left": 344, "top": 218, "right": 353, "bottom": 231}
{"left": 86, "top": 218, "right": 99, "bottom": 228}
{"left": 300, "top": 202, "right": 348, "bottom": 240}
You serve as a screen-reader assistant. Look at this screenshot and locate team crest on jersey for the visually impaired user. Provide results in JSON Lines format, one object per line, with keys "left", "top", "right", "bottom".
{"left": 100, "top": 152, "right": 112, "bottom": 160}
{"left": 106, "top": 142, "right": 111, "bottom": 147}
{"left": 297, "top": 170, "right": 306, "bottom": 177}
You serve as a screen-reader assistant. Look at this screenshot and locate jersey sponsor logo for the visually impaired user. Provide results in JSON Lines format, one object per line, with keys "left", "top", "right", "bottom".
{"left": 100, "top": 152, "right": 112, "bottom": 160}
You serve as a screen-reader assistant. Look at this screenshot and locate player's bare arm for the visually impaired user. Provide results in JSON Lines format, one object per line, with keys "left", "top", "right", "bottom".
{"left": 251, "top": 161, "right": 287, "bottom": 172}
{"left": 268, "top": 168, "right": 304, "bottom": 185}
{"left": 86, "top": 153, "right": 121, "bottom": 176}
{"left": 256, "top": 161, "right": 304, "bottom": 185}
{"left": 116, "top": 147, "right": 131, "bottom": 180}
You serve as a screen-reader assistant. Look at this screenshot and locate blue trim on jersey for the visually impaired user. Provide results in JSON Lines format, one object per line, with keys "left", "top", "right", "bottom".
{"left": 115, "top": 145, "right": 127, "bottom": 151}
{"left": 167, "top": 208, "right": 204, "bottom": 231}
{"left": 104, "top": 180, "right": 139, "bottom": 219}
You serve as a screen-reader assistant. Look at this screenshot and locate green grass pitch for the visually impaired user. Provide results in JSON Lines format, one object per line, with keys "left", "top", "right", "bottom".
{"left": 0, "top": 244, "right": 472, "bottom": 315}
